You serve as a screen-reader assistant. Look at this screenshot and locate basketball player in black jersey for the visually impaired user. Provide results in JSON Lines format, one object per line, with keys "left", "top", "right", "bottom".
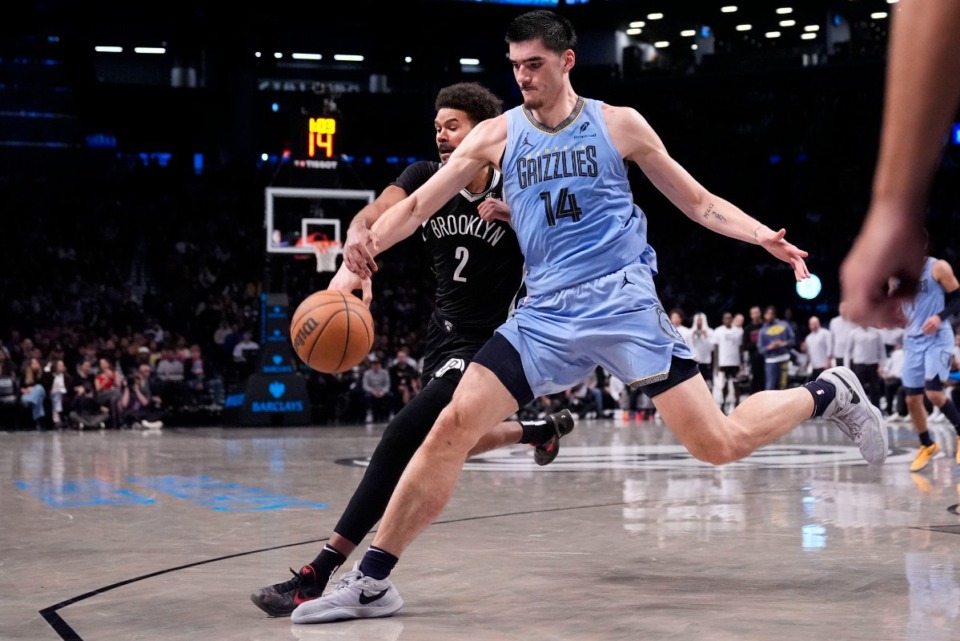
{"left": 250, "top": 82, "right": 575, "bottom": 617}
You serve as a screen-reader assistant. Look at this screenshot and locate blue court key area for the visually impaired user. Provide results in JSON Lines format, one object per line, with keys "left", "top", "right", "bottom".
{"left": 15, "top": 475, "right": 328, "bottom": 511}
{"left": 14, "top": 479, "right": 156, "bottom": 508}
{"left": 126, "top": 475, "right": 329, "bottom": 512}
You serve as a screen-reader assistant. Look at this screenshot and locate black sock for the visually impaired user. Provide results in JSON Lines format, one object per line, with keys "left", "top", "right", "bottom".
{"left": 803, "top": 380, "right": 836, "bottom": 417}
{"left": 938, "top": 400, "right": 960, "bottom": 434}
{"left": 309, "top": 544, "right": 347, "bottom": 583}
{"left": 919, "top": 430, "right": 934, "bottom": 447}
{"left": 518, "top": 418, "right": 554, "bottom": 444}
{"left": 358, "top": 545, "right": 398, "bottom": 580}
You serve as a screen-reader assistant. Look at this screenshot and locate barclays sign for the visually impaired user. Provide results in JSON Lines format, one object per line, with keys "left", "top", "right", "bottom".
{"left": 251, "top": 380, "right": 305, "bottom": 413}
{"left": 241, "top": 373, "right": 310, "bottom": 426}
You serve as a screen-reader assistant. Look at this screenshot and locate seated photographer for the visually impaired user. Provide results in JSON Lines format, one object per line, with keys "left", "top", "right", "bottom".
{"left": 119, "top": 363, "right": 164, "bottom": 429}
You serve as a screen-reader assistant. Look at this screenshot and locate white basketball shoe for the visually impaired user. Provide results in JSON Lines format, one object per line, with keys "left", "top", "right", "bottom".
{"left": 817, "top": 366, "right": 889, "bottom": 465}
{"left": 291, "top": 564, "right": 403, "bottom": 624}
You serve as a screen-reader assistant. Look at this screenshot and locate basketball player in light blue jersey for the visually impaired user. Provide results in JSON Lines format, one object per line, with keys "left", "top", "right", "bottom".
{"left": 292, "top": 9, "right": 889, "bottom": 624}
{"left": 899, "top": 251, "right": 960, "bottom": 472}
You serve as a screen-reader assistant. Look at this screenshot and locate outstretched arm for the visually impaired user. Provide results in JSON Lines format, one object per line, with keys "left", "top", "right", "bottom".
{"left": 840, "top": 0, "right": 960, "bottom": 327}
{"left": 340, "top": 185, "right": 408, "bottom": 277}
{"left": 612, "top": 105, "right": 809, "bottom": 282}
{"left": 349, "top": 117, "right": 506, "bottom": 279}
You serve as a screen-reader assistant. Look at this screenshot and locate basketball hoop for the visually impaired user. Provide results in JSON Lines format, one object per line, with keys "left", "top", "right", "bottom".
{"left": 312, "top": 240, "right": 340, "bottom": 273}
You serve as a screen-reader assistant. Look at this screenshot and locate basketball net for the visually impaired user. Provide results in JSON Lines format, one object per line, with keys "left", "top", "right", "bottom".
{"left": 312, "top": 240, "right": 340, "bottom": 273}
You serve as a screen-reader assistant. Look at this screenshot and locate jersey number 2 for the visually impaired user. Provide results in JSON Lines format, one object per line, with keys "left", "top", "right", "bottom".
{"left": 540, "top": 188, "right": 582, "bottom": 226}
{"left": 453, "top": 246, "right": 469, "bottom": 282}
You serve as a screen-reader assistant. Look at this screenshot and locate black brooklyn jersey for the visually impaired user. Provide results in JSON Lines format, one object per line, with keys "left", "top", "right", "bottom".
{"left": 393, "top": 161, "right": 524, "bottom": 331}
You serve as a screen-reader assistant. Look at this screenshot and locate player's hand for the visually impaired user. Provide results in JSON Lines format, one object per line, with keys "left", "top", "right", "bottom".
{"left": 757, "top": 226, "right": 810, "bottom": 282}
{"left": 921, "top": 314, "right": 942, "bottom": 335}
{"left": 840, "top": 206, "right": 923, "bottom": 328}
{"left": 327, "top": 264, "right": 373, "bottom": 306}
{"left": 477, "top": 196, "right": 511, "bottom": 223}
{"left": 342, "top": 225, "right": 381, "bottom": 279}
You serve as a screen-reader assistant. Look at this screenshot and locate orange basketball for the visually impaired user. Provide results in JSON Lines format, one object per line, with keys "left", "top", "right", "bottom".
{"left": 289, "top": 290, "right": 375, "bottom": 373}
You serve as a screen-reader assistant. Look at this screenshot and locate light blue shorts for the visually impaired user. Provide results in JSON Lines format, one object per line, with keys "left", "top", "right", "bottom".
{"left": 495, "top": 260, "right": 694, "bottom": 398}
{"left": 901, "top": 326, "right": 954, "bottom": 389}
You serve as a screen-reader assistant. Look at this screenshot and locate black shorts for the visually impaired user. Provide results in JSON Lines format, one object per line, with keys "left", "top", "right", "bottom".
{"left": 720, "top": 365, "right": 739, "bottom": 378}
{"left": 420, "top": 312, "right": 496, "bottom": 380}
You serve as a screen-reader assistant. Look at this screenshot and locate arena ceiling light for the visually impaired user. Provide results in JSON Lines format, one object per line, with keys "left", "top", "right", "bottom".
{"left": 779, "top": 20, "right": 796, "bottom": 27}
{"left": 334, "top": 55, "right": 364, "bottom": 62}
{"left": 647, "top": 13, "right": 663, "bottom": 20}
{"left": 459, "top": 58, "right": 480, "bottom": 66}
{"left": 680, "top": 30, "right": 696, "bottom": 37}
{"left": 626, "top": 28, "right": 642, "bottom": 35}
{"left": 720, "top": 6, "right": 738, "bottom": 13}
{"left": 654, "top": 41, "right": 670, "bottom": 48}
{"left": 804, "top": 25, "right": 819, "bottom": 32}
{"left": 735, "top": 24, "right": 752, "bottom": 31}
{"left": 775, "top": 7, "right": 793, "bottom": 15}
{"left": 796, "top": 273, "right": 822, "bottom": 300}
{"left": 801, "top": 33, "right": 817, "bottom": 40}
{"left": 629, "top": 21, "right": 645, "bottom": 28}
{"left": 94, "top": 46, "right": 123, "bottom": 53}
{"left": 134, "top": 47, "right": 165, "bottom": 55}
{"left": 870, "top": 12, "right": 888, "bottom": 19}
{"left": 765, "top": 31, "right": 781, "bottom": 38}
{"left": 291, "top": 53, "right": 322, "bottom": 60}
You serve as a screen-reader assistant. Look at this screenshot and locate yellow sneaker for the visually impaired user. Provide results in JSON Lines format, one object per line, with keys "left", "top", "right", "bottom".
{"left": 910, "top": 442, "right": 940, "bottom": 472}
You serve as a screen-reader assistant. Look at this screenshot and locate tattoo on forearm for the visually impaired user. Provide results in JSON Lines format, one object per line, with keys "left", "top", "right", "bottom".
{"left": 702, "top": 202, "right": 726, "bottom": 222}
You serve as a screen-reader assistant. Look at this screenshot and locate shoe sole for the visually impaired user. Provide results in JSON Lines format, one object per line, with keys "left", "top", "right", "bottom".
{"left": 534, "top": 409, "right": 575, "bottom": 466}
{"left": 250, "top": 593, "right": 296, "bottom": 617}
{"left": 533, "top": 436, "right": 559, "bottom": 466}
{"left": 866, "top": 403, "right": 889, "bottom": 465}
{"left": 291, "top": 598, "right": 403, "bottom": 624}
{"left": 824, "top": 367, "right": 889, "bottom": 465}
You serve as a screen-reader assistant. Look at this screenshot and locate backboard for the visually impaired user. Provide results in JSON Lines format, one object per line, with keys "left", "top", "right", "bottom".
{"left": 264, "top": 187, "right": 375, "bottom": 256}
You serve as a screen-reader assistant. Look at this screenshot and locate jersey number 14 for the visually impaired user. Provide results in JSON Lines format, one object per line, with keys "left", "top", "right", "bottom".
{"left": 540, "top": 188, "right": 583, "bottom": 226}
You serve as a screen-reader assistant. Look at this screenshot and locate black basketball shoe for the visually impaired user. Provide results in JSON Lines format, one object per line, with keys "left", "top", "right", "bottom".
{"left": 250, "top": 564, "right": 324, "bottom": 617}
{"left": 534, "top": 409, "right": 576, "bottom": 466}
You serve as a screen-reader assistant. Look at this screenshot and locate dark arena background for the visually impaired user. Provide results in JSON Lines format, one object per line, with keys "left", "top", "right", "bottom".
{"left": 3, "top": 2, "right": 960, "bottom": 640}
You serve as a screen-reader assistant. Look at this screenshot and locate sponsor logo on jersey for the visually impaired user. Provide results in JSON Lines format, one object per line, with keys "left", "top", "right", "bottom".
{"left": 573, "top": 121, "right": 597, "bottom": 140}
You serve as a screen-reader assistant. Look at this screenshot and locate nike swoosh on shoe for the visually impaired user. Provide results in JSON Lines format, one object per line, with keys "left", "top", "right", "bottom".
{"left": 358, "top": 589, "right": 389, "bottom": 605}
{"left": 834, "top": 373, "right": 860, "bottom": 404}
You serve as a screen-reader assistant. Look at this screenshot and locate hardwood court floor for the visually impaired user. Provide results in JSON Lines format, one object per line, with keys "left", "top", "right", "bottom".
{"left": 2, "top": 415, "right": 959, "bottom": 641}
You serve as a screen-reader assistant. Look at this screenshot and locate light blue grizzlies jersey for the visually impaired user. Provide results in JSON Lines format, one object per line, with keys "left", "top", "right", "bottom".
{"left": 502, "top": 98, "right": 654, "bottom": 296}
{"left": 903, "top": 257, "right": 944, "bottom": 338}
